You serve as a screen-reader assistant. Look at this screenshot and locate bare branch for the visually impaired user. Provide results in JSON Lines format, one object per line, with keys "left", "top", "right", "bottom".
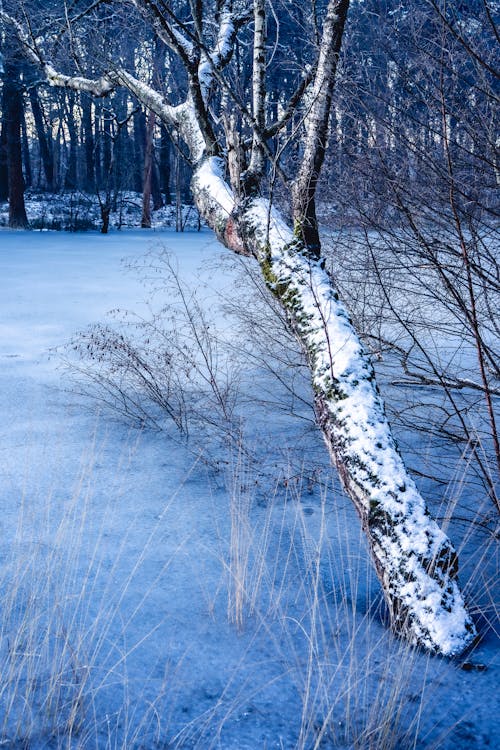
{"left": 264, "top": 66, "right": 316, "bottom": 139}
{"left": 1, "top": 10, "right": 116, "bottom": 95}
{"left": 427, "top": 0, "right": 500, "bottom": 79}
{"left": 131, "top": 0, "right": 196, "bottom": 67}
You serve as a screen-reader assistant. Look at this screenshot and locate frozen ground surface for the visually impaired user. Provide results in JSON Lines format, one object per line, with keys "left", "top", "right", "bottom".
{"left": 0, "top": 228, "right": 498, "bottom": 749}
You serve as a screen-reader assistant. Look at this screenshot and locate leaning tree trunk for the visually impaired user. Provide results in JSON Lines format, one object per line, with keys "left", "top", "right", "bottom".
{"left": 110, "top": 25, "right": 477, "bottom": 657}
{"left": 191, "top": 156, "right": 476, "bottom": 656}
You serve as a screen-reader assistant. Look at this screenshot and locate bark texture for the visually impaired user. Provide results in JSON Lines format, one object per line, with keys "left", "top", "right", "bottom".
{"left": 292, "top": 0, "right": 349, "bottom": 258}
{"left": 29, "top": 87, "right": 54, "bottom": 190}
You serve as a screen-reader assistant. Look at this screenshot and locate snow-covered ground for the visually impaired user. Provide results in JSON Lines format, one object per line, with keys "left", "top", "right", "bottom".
{"left": 0, "top": 227, "right": 498, "bottom": 748}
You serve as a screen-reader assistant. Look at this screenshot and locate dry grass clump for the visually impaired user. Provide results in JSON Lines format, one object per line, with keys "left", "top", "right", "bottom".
{"left": 0, "top": 442, "right": 497, "bottom": 748}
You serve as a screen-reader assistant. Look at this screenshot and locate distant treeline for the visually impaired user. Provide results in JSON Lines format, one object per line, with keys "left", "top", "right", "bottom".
{"left": 0, "top": 0, "right": 498, "bottom": 232}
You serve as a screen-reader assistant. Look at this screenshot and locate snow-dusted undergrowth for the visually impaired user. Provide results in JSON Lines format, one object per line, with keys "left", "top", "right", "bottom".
{"left": 0, "top": 192, "right": 201, "bottom": 232}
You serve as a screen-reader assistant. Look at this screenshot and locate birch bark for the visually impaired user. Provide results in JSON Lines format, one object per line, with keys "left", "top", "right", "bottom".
{"left": 192, "top": 155, "right": 476, "bottom": 656}
{"left": 292, "top": 0, "right": 349, "bottom": 258}
{"left": 244, "top": 0, "right": 267, "bottom": 192}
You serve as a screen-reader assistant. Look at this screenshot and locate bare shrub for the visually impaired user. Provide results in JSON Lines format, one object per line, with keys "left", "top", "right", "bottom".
{"left": 65, "top": 250, "right": 243, "bottom": 453}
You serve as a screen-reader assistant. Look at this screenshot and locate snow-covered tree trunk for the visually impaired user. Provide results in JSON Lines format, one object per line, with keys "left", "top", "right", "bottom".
{"left": 192, "top": 156, "right": 476, "bottom": 655}
{"left": 0, "top": 0, "right": 477, "bottom": 656}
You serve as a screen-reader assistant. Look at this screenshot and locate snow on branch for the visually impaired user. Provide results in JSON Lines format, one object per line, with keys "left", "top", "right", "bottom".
{"left": 43, "top": 65, "right": 115, "bottom": 96}
{"left": 0, "top": 11, "right": 115, "bottom": 96}
{"left": 131, "top": 0, "right": 196, "bottom": 64}
{"left": 0, "top": 11, "right": 43, "bottom": 67}
{"left": 1, "top": 9, "right": 208, "bottom": 162}
{"left": 114, "top": 70, "right": 177, "bottom": 124}
{"left": 197, "top": 0, "right": 249, "bottom": 98}
{"left": 116, "top": 70, "right": 208, "bottom": 161}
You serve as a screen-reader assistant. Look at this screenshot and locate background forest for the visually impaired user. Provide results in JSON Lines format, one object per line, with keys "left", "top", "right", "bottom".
{"left": 1, "top": 2, "right": 497, "bottom": 232}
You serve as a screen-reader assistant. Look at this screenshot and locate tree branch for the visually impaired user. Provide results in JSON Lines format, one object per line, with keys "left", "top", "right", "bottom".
{"left": 292, "top": 0, "right": 350, "bottom": 257}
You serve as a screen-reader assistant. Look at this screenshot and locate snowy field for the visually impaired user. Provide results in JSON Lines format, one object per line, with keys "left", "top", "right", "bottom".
{"left": 0, "top": 228, "right": 498, "bottom": 749}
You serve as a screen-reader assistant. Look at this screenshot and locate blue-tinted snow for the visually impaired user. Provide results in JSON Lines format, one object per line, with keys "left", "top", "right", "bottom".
{"left": 0, "top": 228, "right": 497, "bottom": 748}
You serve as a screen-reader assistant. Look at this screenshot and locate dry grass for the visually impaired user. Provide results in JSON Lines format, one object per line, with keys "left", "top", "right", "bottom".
{"left": 0, "top": 440, "right": 497, "bottom": 748}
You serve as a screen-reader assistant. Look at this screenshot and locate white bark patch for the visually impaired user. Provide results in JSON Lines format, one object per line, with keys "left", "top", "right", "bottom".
{"left": 44, "top": 66, "right": 114, "bottom": 95}
{"left": 175, "top": 100, "right": 207, "bottom": 163}
{"left": 198, "top": 10, "right": 236, "bottom": 100}
{"left": 117, "top": 71, "right": 206, "bottom": 162}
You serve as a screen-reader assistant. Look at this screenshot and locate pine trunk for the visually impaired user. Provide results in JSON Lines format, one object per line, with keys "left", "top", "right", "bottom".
{"left": 141, "top": 110, "right": 155, "bottom": 228}
{"left": 82, "top": 96, "right": 95, "bottom": 191}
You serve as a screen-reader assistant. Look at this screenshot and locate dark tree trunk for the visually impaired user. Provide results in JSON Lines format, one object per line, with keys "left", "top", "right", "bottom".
{"left": 181, "top": 158, "right": 192, "bottom": 204}
{"left": 120, "top": 127, "right": 136, "bottom": 192}
{"left": 159, "top": 125, "right": 171, "bottom": 204}
{"left": 21, "top": 109, "right": 32, "bottom": 188}
{"left": 292, "top": 0, "right": 349, "bottom": 259}
{"left": 150, "top": 38, "right": 165, "bottom": 211}
{"left": 29, "top": 87, "right": 54, "bottom": 190}
{"left": 0, "top": 108, "right": 8, "bottom": 202}
{"left": 100, "top": 205, "right": 111, "bottom": 234}
{"left": 151, "top": 152, "right": 163, "bottom": 210}
{"left": 112, "top": 95, "right": 127, "bottom": 205}
{"left": 133, "top": 108, "right": 146, "bottom": 193}
{"left": 3, "top": 57, "right": 29, "bottom": 227}
{"left": 141, "top": 110, "right": 155, "bottom": 227}
{"left": 64, "top": 92, "right": 78, "bottom": 189}
{"left": 102, "top": 109, "right": 112, "bottom": 177}
{"left": 82, "top": 96, "right": 95, "bottom": 191}
{"left": 94, "top": 100, "right": 103, "bottom": 187}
